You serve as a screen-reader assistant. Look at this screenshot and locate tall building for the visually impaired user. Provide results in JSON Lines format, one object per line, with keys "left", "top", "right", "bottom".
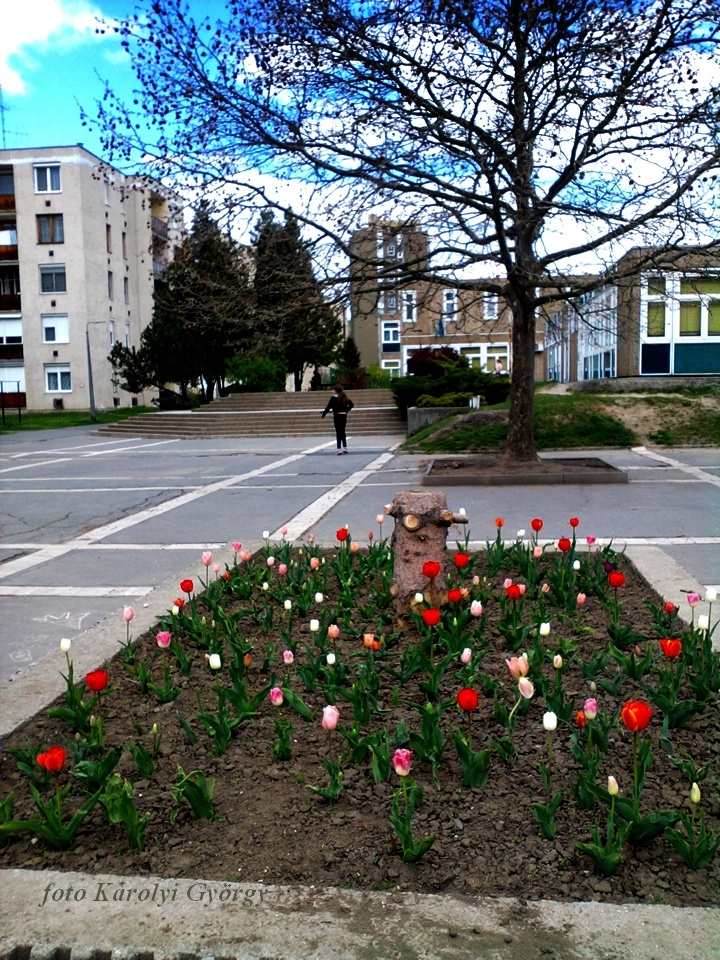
{"left": 0, "top": 145, "right": 183, "bottom": 411}
{"left": 348, "top": 217, "right": 514, "bottom": 376}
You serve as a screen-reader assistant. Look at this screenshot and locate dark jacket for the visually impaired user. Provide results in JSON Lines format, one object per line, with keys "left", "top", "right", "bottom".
{"left": 322, "top": 394, "right": 354, "bottom": 420}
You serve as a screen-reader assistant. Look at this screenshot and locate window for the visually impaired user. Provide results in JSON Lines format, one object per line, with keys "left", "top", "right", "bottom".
{"left": 122, "top": 231, "right": 127, "bottom": 259}
{"left": 678, "top": 277, "right": 720, "bottom": 338}
{"left": 377, "top": 290, "right": 385, "bottom": 315}
{"left": 0, "top": 265, "right": 20, "bottom": 295}
{"left": 104, "top": 179, "right": 110, "bottom": 205}
{"left": 45, "top": 364, "right": 72, "bottom": 392}
{"left": 402, "top": 291, "right": 417, "bottom": 323}
{"left": 386, "top": 290, "right": 397, "bottom": 312}
{"left": 0, "top": 222, "right": 17, "bottom": 245}
{"left": 0, "top": 318, "right": 22, "bottom": 343}
{"left": 485, "top": 344, "right": 509, "bottom": 373}
{"left": 381, "top": 359, "right": 401, "bottom": 377}
{"left": 108, "top": 271, "right": 114, "bottom": 300}
{"left": 109, "top": 321, "right": 115, "bottom": 346}
{"left": 483, "top": 293, "right": 499, "bottom": 321}
{"left": 381, "top": 320, "right": 401, "bottom": 352}
{"left": 35, "top": 165, "right": 61, "bottom": 193}
{"left": 106, "top": 224, "right": 112, "bottom": 253}
{"left": 125, "top": 323, "right": 131, "bottom": 348}
{"left": 123, "top": 276, "right": 129, "bottom": 304}
{"left": 40, "top": 265, "right": 66, "bottom": 293}
{"left": 42, "top": 315, "right": 69, "bottom": 344}
{"left": 442, "top": 289, "right": 457, "bottom": 321}
{"left": 37, "top": 214, "right": 64, "bottom": 244}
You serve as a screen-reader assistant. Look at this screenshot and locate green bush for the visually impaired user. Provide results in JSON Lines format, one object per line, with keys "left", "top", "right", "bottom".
{"left": 226, "top": 353, "right": 286, "bottom": 392}
{"left": 406, "top": 346, "right": 468, "bottom": 378}
{"left": 416, "top": 392, "right": 474, "bottom": 408}
{"left": 391, "top": 370, "right": 510, "bottom": 417}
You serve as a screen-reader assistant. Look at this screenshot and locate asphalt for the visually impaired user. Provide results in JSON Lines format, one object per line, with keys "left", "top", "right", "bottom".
{"left": 1, "top": 427, "right": 719, "bottom": 959}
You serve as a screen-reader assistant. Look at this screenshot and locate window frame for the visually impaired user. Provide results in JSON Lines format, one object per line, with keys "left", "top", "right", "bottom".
{"left": 34, "top": 164, "right": 61, "bottom": 194}
{"left": 39, "top": 264, "right": 67, "bottom": 294}
{"left": 45, "top": 364, "right": 72, "bottom": 393}
{"left": 36, "top": 214, "right": 64, "bottom": 244}
{"left": 483, "top": 293, "right": 499, "bottom": 321}
{"left": 402, "top": 290, "right": 417, "bottom": 324}
{"left": 442, "top": 288, "right": 458, "bottom": 322}
{"left": 42, "top": 314, "right": 69, "bottom": 345}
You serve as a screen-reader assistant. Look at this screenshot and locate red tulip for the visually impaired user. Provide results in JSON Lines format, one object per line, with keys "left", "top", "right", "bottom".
{"left": 36, "top": 746, "right": 66, "bottom": 772}
{"left": 85, "top": 669, "right": 108, "bottom": 693}
{"left": 180, "top": 578, "right": 194, "bottom": 595}
{"left": 575, "top": 710, "right": 586, "bottom": 729}
{"left": 454, "top": 552, "right": 470, "bottom": 569}
{"left": 663, "top": 600, "right": 676, "bottom": 615}
{"left": 531, "top": 518, "right": 543, "bottom": 532}
{"left": 621, "top": 700, "right": 653, "bottom": 732}
{"left": 422, "top": 560, "right": 441, "bottom": 579}
{"left": 557, "top": 537, "right": 571, "bottom": 553}
{"left": 447, "top": 588, "right": 462, "bottom": 603}
{"left": 569, "top": 517, "right": 580, "bottom": 528}
{"left": 495, "top": 517, "right": 504, "bottom": 528}
{"left": 336, "top": 528, "right": 349, "bottom": 542}
{"left": 174, "top": 597, "right": 185, "bottom": 608}
{"left": 422, "top": 608, "right": 441, "bottom": 627}
{"left": 608, "top": 571, "right": 626, "bottom": 589}
{"left": 506, "top": 583, "right": 521, "bottom": 601}
{"left": 457, "top": 688, "right": 479, "bottom": 712}
{"left": 660, "top": 638, "right": 682, "bottom": 658}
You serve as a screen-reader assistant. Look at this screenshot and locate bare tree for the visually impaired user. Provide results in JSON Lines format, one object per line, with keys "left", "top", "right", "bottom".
{"left": 90, "top": 0, "right": 720, "bottom": 460}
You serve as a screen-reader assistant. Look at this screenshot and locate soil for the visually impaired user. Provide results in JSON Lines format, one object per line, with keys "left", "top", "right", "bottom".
{"left": 1, "top": 546, "right": 719, "bottom": 909}
{"left": 424, "top": 456, "right": 625, "bottom": 485}
{"left": 593, "top": 392, "right": 720, "bottom": 445}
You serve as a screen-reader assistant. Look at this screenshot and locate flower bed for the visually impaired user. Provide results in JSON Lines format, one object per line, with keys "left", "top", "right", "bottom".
{"left": 1, "top": 521, "right": 719, "bottom": 907}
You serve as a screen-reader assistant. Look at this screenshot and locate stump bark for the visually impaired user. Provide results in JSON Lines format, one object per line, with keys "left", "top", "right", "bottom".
{"left": 386, "top": 490, "right": 469, "bottom": 613}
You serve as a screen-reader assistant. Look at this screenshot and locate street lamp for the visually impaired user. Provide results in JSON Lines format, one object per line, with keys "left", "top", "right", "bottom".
{"left": 86, "top": 321, "right": 106, "bottom": 423}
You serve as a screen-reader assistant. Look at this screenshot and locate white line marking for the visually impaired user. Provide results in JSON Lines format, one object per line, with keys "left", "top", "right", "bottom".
{"left": 1, "top": 586, "right": 154, "bottom": 597}
{"left": 0, "top": 440, "right": 336, "bottom": 580}
{"left": 81, "top": 439, "right": 181, "bottom": 457}
{"left": 631, "top": 479, "right": 703, "bottom": 484}
{"left": 632, "top": 447, "right": 720, "bottom": 488}
{"left": 1, "top": 542, "right": 227, "bottom": 551}
{"left": 272, "top": 447, "right": 400, "bottom": 541}
{"left": 6, "top": 437, "right": 142, "bottom": 459}
{"left": 0, "top": 458, "right": 74, "bottom": 475}
{"left": 3, "top": 487, "right": 203, "bottom": 494}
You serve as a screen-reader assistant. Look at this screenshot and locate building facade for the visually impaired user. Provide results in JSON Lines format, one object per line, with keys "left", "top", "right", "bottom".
{"left": 545, "top": 248, "right": 720, "bottom": 383}
{"left": 0, "top": 145, "right": 182, "bottom": 411}
{"left": 348, "top": 218, "right": 517, "bottom": 377}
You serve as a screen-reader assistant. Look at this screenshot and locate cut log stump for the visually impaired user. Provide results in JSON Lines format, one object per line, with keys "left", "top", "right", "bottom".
{"left": 385, "top": 490, "right": 468, "bottom": 613}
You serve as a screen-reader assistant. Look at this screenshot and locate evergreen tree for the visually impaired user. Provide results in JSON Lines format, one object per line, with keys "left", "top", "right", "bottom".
{"left": 253, "top": 210, "right": 341, "bottom": 391}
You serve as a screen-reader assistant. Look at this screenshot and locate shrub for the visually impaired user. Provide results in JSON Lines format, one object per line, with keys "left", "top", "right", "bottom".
{"left": 391, "top": 370, "right": 510, "bottom": 417}
{"left": 416, "top": 392, "right": 474, "bottom": 408}
{"left": 226, "top": 353, "right": 286, "bottom": 392}
{"left": 406, "top": 347, "right": 467, "bottom": 378}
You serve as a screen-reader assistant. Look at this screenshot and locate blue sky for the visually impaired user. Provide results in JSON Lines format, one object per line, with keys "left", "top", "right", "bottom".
{"left": 1, "top": 0, "right": 165, "bottom": 164}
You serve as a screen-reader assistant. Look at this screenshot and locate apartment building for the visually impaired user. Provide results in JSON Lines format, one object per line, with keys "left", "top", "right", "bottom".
{"left": 348, "top": 218, "right": 518, "bottom": 377}
{"left": 545, "top": 248, "right": 720, "bottom": 383}
{"left": 0, "top": 145, "right": 182, "bottom": 411}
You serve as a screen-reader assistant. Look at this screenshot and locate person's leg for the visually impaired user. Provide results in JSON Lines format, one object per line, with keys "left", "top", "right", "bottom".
{"left": 335, "top": 420, "right": 343, "bottom": 453}
{"left": 338, "top": 417, "right": 347, "bottom": 451}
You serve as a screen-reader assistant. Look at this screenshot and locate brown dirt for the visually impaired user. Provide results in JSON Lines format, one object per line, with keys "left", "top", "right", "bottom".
{"left": 591, "top": 393, "right": 720, "bottom": 445}
{"left": 1, "top": 547, "right": 719, "bottom": 908}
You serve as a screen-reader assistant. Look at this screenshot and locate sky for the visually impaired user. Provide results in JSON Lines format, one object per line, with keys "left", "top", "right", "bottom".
{"left": 1, "top": 0, "right": 153, "bottom": 161}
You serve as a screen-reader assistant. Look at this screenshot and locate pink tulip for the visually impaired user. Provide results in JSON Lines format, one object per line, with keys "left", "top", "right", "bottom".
{"left": 460, "top": 647, "right": 472, "bottom": 664}
{"left": 506, "top": 653, "right": 529, "bottom": 679}
{"left": 201, "top": 551, "right": 213, "bottom": 567}
{"left": 533, "top": 546, "right": 543, "bottom": 559}
{"left": 518, "top": 584, "right": 526, "bottom": 596}
{"left": 239, "top": 549, "right": 251, "bottom": 563}
{"left": 541, "top": 583, "right": 550, "bottom": 594}
{"left": 327, "top": 624, "right": 340, "bottom": 640}
{"left": 267, "top": 556, "right": 275, "bottom": 567}
{"left": 322, "top": 705, "right": 340, "bottom": 731}
{"left": 518, "top": 677, "right": 534, "bottom": 699}
{"left": 283, "top": 650, "right": 294, "bottom": 665}
{"left": 350, "top": 541, "right": 359, "bottom": 553}
{"left": 281, "top": 526, "right": 288, "bottom": 536}
{"left": 586, "top": 536, "right": 596, "bottom": 545}
{"left": 687, "top": 593, "right": 701, "bottom": 606}
{"left": 577, "top": 592, "right": 587, "bottom": 605}
{"left": 584, "top": 697, "right": 597, "bottom": 720}
{"left": 392, "top": 748, "right": 412, "bottom": 777}
{"left": 503, "top": 578, "right": 513, "bottom": 588}
{"left": 376, "top": 514, "right": 384, "bottom": 524}
{"left": 470, "top": 599, "right": 483, "bottom": 617}
{"left": 308, "top": 534, "right": 315, "bottom": 543}
{"left": 269, "top": 687, "right": 284, "bottom": 707}
{"left": 156, "top": 631, "right": 171, "bottom": 649}
{"left": 123, "top": 606, "right": 135, "bottom": 623}
{"left": 310, "top": 557, "right": 320, "bottom": 570}
{"left": 278, "top": 563, "right": 287, "bottom": 576}
{"left": 213, "top": 563, "right": 220, "bottom": 574}
{"left": 231, "top": 541, "right": 242, "bottom": 552}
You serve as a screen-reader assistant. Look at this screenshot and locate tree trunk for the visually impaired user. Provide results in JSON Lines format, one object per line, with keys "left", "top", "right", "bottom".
{"left": 387, "top": 491, "right": 468, "bottom": 613}
{"left": 501, "top": 284, "right": 540, "bottom": 462}
{"left": 293, "top": 367, "right": 303, "bottom": 391}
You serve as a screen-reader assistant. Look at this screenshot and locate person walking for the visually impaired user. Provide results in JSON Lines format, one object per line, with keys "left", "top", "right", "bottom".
{"left": 321, "top": 384, "right": 354, "bottom": 454}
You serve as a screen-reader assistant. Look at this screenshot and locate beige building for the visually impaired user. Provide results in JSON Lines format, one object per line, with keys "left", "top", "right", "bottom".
{"left": 348, "top": 218, "right": 517, "bottom": 377}
{"left": 0, "top": 145, "right": 182, "bottom": 412}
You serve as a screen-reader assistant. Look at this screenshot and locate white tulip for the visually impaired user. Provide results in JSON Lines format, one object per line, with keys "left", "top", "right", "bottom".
{"left": 553, "top": 654, "right": 563, "bottom": 669}
{"left": 60, "top": 638, "right": 72, "bottom": 653}
{"left": 516, "top": 529, "right": 526, "bottom": 539}
{"left": 284, "top": 599, "right": 292, "bottom": 611}
{"left": 698, "top": 614, "right": 709, "bottom": 631}
{"left": 315, "top": 592, "right": 324, "bottom": 603}
{"left": 573, "top": 559, "right": 581, "bottom": 571}
{"left": 705, "top": 587, "right": 717, "bottom": 603}
{"left": 543, "top": 711, "right": 557, "bottom": 732}
{"left": 539, "top": 622, "right": 551, "bottom": 637}
{"left": 208, "top": 654, "right": 221, "bottom": 670}
{"left": 262, "top": 530, "right": 270, "bottom": 539}
{"left": 414, "top": 592, "right": 424, "bottom": 604}
{"left": 326, "top": 653, "right": 336, "bottom": 666}
{"left": 262, "top": 581, "right": 269, "bottom": 591}
{"left": 310, "top": 619, "right": 320, "bottom": 632}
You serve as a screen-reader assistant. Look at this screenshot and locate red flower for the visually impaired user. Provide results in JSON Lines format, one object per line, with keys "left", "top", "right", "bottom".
{"left": 531, "top": 518, "right": 543, "bottom": 532}
{"left": 174, "top": 597, "right": 185, "bottom": 608}
{"left": 422, "top": 560, "right": 441, "bottom": 579}
{"left": 557, "top": 537, "right": 571, "bottom": 553}
{"left": 36, "top": 746, "right": 66, "bottom": 772}
{"left": 457, "top": 688, "right": 479, "bottom": 712}
{"left": 621, "top": 700, "right": 653, "bottom": 732}
{"left": 454, "top": 552, "right": 470, "bottom": 569}
{"left": 663, "top": 600, "right": 676, "bottom": 615}
{"left": 336, "top": 528, "right": 349, "bottom": 542}
{"left": 506, "top": 583, "right": 521, "bottom": 601}
{"left": 569, "top": 517, "right": 580, "bottom": 528}
{"left": 85, "top": 669, "right": 108, "bottom": 693}
{"left": 608, "top": 571, "right": 625, "bottom": 589}
{"left": 422, "top": 608, "right": 441, "bottom": 627}
{"left": 223, "top": 571, "right": 231, "bottom": 581}
{"left": 180, "top": 579, "right": 194, "bottom": 595}
{"left": 660, "top": 638, "right": 682, "bottom": 658}
{"left": 495, "top": 517, "right": 504, "bottom": 528}
{"left": 575, "top": 710, "right": 586, "bottom": 729}
{"left": 368, "top": 531, "right": 374, "bottom": 540}
{"left": 447, "top": 588, "right": 462, "bottom": 603}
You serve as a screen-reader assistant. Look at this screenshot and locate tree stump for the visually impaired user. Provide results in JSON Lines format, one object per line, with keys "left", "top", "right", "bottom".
{"left": 386, "top": 490, "right": 469, "bottom": 613}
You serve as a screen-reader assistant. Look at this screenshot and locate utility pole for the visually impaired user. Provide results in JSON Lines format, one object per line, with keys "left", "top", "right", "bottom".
{"left": 0, "top": 87, "right": 24, "bottom": 149}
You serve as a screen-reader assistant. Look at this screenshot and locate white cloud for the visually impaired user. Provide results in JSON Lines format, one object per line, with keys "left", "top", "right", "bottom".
{"left": 0, "top": 0, "right": 104, "bottom": 94}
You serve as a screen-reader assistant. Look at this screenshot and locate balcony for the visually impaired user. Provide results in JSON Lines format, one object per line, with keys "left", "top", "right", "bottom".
{"left": 0, "top": 196, "right": 15, "bottom": 213}
{"left": 152, "top": 259, "right": 167, "bottom": 279}
{"left": 0, "top": 343, "right": 23, "bottom": 361}
{"left": 0, "top": 294, "right": 20, "bottom": 311}
{"left": 151, "top": 216, "right": 169, "bottom": 239}
{"left": 0, "top": 245, "right": 18, "bottom": 262}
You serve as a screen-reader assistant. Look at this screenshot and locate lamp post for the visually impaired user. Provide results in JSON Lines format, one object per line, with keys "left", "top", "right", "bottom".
{"left": 85, "top": 321, "right": 105, "bottom": 423}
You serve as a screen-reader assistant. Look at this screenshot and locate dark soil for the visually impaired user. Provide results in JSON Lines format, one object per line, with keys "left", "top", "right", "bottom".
{"left": 1, "top": 545, "right": 719, "bottom": 909}
{"left": 424, "top": 456, "right": 626, "bottom": 485}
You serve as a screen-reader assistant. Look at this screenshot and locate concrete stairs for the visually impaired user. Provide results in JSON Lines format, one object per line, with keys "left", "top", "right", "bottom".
{"left": 99, "top": 389, "right": 405, "bottom": 438}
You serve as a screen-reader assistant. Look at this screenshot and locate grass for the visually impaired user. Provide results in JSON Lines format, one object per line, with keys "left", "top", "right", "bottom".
{"left": 404, "top": 393, "right": 638, "bottom": 453}
{"left": 0, "top": 406, "right": 155, "bottom": 434}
